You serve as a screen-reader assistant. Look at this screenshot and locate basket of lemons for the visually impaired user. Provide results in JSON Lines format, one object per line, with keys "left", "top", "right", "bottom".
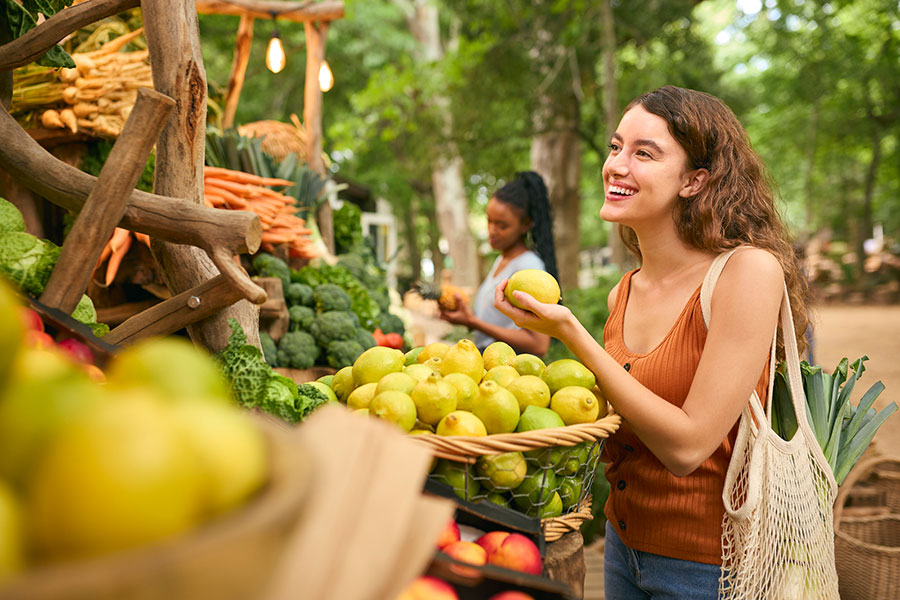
{"left": 329, "top": 335, "right": 621, "bottom": 542}
{"left": 0, "top": 283, "right": 311, "bottom": 599}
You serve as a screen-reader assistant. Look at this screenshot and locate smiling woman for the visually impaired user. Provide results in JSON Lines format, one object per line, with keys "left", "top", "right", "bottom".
{"left": 492, "top": 85, "right": 819, "bottom": 598}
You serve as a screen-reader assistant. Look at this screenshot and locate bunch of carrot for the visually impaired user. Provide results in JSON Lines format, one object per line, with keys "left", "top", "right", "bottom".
{"left": 93, "top": 227, "right": 150, "bottom": 287}
{"left": 203, "top": 166, "right": 319, "bottom": 259}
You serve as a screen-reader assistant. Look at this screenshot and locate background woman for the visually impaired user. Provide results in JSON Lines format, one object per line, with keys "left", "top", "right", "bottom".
{"left": 440, "top": 171, "right": 558, "bottom": 355}
{"left": 494, "top": 86, "right": 810, "bottom": 598}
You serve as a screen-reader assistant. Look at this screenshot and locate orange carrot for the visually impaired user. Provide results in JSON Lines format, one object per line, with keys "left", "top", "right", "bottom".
{"left": 203, "top": 184, "right": 246, "bottom": 206}
{"left": 202, "top": 178, "right": 254, "bottom": 196}
{"left": 105, "top": 232, "right": 132, "bottom": 286}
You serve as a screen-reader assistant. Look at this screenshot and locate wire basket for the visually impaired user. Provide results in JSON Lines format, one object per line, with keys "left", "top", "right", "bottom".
{"left": 411, "top": 409, "right": 621, "bottom": 542}
{"left": 834, "top": 455, "right": 900, "bottom": 600}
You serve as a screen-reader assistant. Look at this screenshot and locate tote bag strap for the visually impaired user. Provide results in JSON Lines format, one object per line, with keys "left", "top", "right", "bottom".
{"left": 700, "top": 248, "right": 776, "bottom": 425}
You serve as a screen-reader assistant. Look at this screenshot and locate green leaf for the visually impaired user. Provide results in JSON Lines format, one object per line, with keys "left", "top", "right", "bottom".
{"left": 4, "top": 0, "right": 75, "bottom": 68}
{"left": 842, "top": 381, "right": 885, "bottom": 442}
{"left": 835, "top": 401, "right": 898, "bottom": 485}
{"left": 772, "top": 365, "right": 798, "bottom": 441}
{"left": 804, "top": 366, "right": 830, "bottom": 450}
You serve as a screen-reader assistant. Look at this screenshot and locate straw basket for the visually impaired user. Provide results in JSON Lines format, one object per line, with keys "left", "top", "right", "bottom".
{"left": 0, "top": 415, "right": 311, "bottom": 600}
{"left": 238, "top": 116, "right": 308, "bottom": 163}
{"left": 411, "top": 408, "right": 621, "bottom": 542}
{"left": 834, "top": 456, "right": 900, "bottom": 600}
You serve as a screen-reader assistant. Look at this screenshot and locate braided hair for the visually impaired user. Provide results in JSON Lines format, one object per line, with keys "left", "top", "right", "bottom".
{"left": 493, "top": 171, "right": 558, "bottom": 281}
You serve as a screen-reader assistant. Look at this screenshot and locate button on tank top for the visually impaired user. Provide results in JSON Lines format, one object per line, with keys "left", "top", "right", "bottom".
{"left": 601, "top": 268, "right": 769, "bottom": 565}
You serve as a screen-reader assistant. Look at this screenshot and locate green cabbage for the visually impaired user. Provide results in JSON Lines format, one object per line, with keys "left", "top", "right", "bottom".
{"left": 0, "top": 232, "right": 60, "bottom": 296}
{"left": 0, "top": 199, "right": 25, "bottom": 234}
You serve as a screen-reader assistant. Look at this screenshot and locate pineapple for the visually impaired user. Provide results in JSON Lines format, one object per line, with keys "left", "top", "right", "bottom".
{"left": 415, "top": 280, "right": 468, "bottom": 311}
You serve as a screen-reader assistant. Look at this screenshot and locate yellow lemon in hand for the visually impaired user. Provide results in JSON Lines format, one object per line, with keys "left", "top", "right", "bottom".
{"left": 505, "top": 269, "right": 561, "bottom": 309}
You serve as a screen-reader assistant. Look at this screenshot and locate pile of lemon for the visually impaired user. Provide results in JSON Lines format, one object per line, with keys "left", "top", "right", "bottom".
{"left": 325, "top": 338, "right": 608, "bottom": 517}
{"left": 0, "top": 283, "right": 267, "bottom": 581}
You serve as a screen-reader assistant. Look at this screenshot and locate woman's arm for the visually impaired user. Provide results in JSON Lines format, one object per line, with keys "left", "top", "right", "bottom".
{"left": 494, "top": 249, "right": 784, "bottom": 476}
{"left": 440, "top": 294, "right": 550, "bottom": 355}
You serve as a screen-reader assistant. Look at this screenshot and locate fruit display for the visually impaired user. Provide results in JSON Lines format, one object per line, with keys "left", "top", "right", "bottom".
{"left": 0, "top": 282, "right": 270, "bottom": 579}
{"left": 330, "top": 338, "right": 618, "bottom": 522}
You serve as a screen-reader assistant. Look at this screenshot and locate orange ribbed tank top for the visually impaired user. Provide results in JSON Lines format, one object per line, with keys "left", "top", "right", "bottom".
{"left": 601, "top": 268, "right": 769, "bottom": 565}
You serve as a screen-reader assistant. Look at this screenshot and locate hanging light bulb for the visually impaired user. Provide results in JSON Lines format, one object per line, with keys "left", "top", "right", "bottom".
{"left": 318, "top": 59, "right": 334, "bottom": 92}
{"left": 266, "top": 24, "right": 286, "bottom": 74}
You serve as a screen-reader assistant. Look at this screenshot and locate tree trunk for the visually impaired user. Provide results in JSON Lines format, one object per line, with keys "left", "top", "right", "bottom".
{"left": 304, "top": 20, "right": 335, "bottom": 256}
{"left": 802, "top": 99, "right": 820, "bottom": 240}
{"left": 857, "top": 131, "right": 881, "bottom": 286}
{"left": 400, "top": 0, "right": 479, "bottom": 288}
{"left": 599, "top": 0, "right": 631, "bottom": 272}
{"left": 426, "top": 202, "right": 444, "bottom": 285}
{"left": 404, "top": 196, "right": 422, "bottom": 284}
{"left": 142, "top": 0, "right": 259, "bottom": 352}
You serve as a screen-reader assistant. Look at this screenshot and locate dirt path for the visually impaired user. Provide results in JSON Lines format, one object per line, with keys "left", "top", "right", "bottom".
{"left": 811, "top": 304, "right": 900, "bottom": 458}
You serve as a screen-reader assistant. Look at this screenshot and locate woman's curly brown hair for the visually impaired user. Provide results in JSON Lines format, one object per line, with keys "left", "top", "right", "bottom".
{"left": 618, "top": 85, "right": 810, "bottom": 358}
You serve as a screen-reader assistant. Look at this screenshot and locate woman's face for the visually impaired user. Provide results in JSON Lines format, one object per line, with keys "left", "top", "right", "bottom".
{"left": 600, "top": 105, "right": 695, "bottom": 228}
{"left": 486, "top": 197, "right": 531, "bottom": 252}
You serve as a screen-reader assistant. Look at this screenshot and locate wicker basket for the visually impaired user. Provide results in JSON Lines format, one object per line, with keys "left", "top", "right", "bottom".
{"left": 411, "top": 408, "right": 621, "bottom": 542}
{"left": 0, "top": 415, "right": 311, "bottom": 600}
{"left": 834, "top": 456, "right": 900, "bottom": 600}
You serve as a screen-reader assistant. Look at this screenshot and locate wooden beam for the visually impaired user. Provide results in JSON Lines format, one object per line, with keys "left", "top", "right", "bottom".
{"left": 0, "top": 0, "right": 141, "bottom": 71}
{"left": 41, "top": 87, "right": 175, "bottom": 314}
{"left": 196, "top": 0, "right": 344, "bottom": 23}
{"left": 142, "top": 0, "right": 263, "bottom": 353}
{"left": 0, "top": 106, "right": 261, "bottom": 256}
{"left": 304, "top": 20, "right": 334, "bottom": 254}
{"left": 223, "top": 14, "right": 254, "bottom": 129}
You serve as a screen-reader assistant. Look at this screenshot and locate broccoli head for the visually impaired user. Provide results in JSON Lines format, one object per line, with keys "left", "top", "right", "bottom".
{"left": 310, "top": 311, "right": 357, "bottom": 346}
{"left": 326, "top": 340, "right": 365, "bottom": 369}
{"left": 355, "top": 329, "right": 376, "bottom": 350}
{"left": 314, "top": 283, "right": 352, "bottom": 313}
{"left": 252, "top": 253, "right": 291, "bottom": 289}
{"left": 259, "top": 332, "right": 279, "bottom": 366}
{"left": 379, "top": 311, "right": 406, "bottom": 335}
{"left": 276, "top": 330, "right": 319, "bottom": 370}
{"left": 295, "top": 383, "right": 332, "bottom": 421}
{"left": 288, "top": 305, "right": 316, "bottom": 331}
{"left": 285, "top": 282, "right": 314, "bottom": 307}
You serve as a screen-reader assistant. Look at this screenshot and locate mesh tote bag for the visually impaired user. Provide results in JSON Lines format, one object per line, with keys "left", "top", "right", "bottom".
{"left": 700, "top": 249, "right": 839, "bottom": 600}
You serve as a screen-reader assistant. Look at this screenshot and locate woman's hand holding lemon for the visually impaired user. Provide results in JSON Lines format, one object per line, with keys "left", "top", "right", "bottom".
{"left": 493, "top": 278, "right": 576, "bottom": 341}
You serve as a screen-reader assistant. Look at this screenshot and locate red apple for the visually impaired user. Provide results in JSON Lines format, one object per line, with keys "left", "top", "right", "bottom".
{"left": 57, "top": 338, "right": 94, "bottom": 364}
{"left": 488, "top": 593, "right": 536, "bottom": 600}
{"left": 442, "top": 540, "right": 487, "bottom": 577}
{"left": 397, "top": 576, "right": 459, "bottom": 600}
{"left": 486, "top": 533, "right": 542, "bottom": 576}
{"left": 24, "top": 329, "right": 55, "bottom": 349}
{"left": 475, "top": 530, "right": 510, "bottom": 557}
{"left": 19, "top": 307, "right": 43, "bottom": 332}
{"left": 436, "top": 518, "right": 460, "bottom": 549}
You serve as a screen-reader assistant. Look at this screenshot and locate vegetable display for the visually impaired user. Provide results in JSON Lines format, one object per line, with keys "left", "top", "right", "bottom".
{"left": 772, "top": 356, "right": 896, "bottom": 485}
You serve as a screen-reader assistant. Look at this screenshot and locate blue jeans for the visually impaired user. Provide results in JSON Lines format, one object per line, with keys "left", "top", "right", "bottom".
{"left": 604, "top": 521, "right": 721, "bottom": 599}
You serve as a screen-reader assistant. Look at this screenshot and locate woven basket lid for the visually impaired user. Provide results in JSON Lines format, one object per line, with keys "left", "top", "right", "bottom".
{"left": 238, "top": 114, "right": 308, "bottom": 162}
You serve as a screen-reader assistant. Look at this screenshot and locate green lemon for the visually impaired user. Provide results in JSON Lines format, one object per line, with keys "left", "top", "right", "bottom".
{"left": 411, "top": 371, "right": 458, "bottom": 425}
{"left": 0, "top": 282, "right": 23, "bottom": 392}
{"left": 404, "top": 347, "right": 425, "bottom": 366}
{"left": 472, "top": 381, "right": 520, "bottom": 434}
{"left": 375, "top": 371, "right": 417, "bottom": 396}
{"left": 512, "top": 353, "right": 546, "bottom": 377}
{"left": 443, "top": 372, "right": 479, "bottom": 412}
{"left": 485, "top": 492, "right": 510, "bottom": 508}
{"left": 432, "top": 459, "right": 480, "bottom": 501}
{"left": 307, "top": 380, "right": 338, "bottom": 404}
{"left": 541, "top": 359, "right": 596, "bottom": 395}
{"left": 317, "top": 374, "right": 334, "bottom": 387}
{"left": 534, "top": 491, "right": 563, "bottom": 518}
{"left": 330, "top": 366, "right": 355, "bottom": 403}
{"left": 483, "top": 365, "right": 519, "bottom": 388}
{"left": 369, "top": 391, "right": 417, "bottom": 432}
{"left": 436, "top": 411, "right": 487, "bottom": 436}
{"left": 515, "top": 405, "right": 565, "bottom": 432}
{"left": 476, "top": 452, "right": 526, "bottom": 491}
{"left": 512, "top": 468, "right": 558, "bottom": 514}
{"left": 504, "top": 269, "right": 561, "bottom": 309}
{"left": 352, "top": 346, "right": 404, "bottom": 386}
{"left": 482, "top": 341, "right": 516, "bottom": 371}
{"left": 506, "top": 375, "right": 551, "bottom": 412}
{"left": 559, "top": 476, "right": 584, "bottom": 511}
{"left": 550, "top": 386, "right": 601, "bottom": 425}
{"left": 347, "top": 382, "right": 378, "bottom": 410}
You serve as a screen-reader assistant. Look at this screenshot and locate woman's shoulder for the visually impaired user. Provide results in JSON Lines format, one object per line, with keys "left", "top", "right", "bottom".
{"left": 722, "top": 247, "right": 783, "bottom": 285}
{"left": 512, "top": 249, "right": 545, "bottom": 270}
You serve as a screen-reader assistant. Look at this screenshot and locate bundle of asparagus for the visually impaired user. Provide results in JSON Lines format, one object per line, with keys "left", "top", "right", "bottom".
{"left": 11, "top": 28, "right": 152, "bottom": 138}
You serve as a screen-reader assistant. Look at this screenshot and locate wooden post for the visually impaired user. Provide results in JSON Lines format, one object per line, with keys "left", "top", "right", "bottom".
{"left": 303, "top": 20, "right": 334, "bottom": 255}
{"left": 222, "top": 14, "right": 254, "bottom": 130}
{"left": 41, "top": 87, "right": 174, "bottom": 314}
{"left": 142, "top": 0, "right": 262, "bottom": 352}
